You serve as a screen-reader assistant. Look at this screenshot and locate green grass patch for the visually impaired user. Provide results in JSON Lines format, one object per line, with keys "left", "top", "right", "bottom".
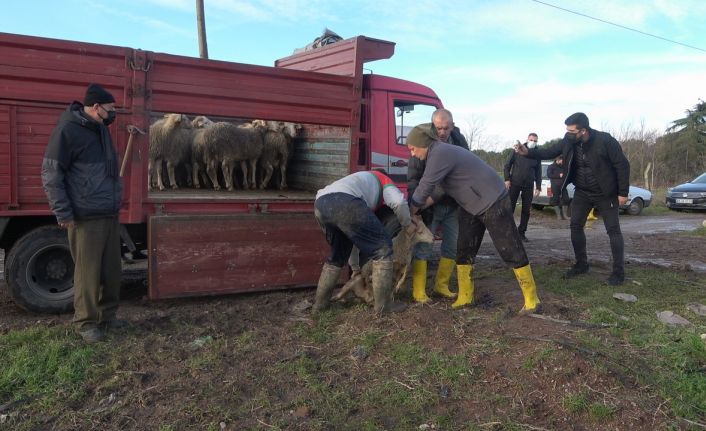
{"left": 563, "top": 391, "right": 589, "bottom": 413}
{"left": 0, "top": 326, "right": 99, "bottom": 405}
{"left": 534, "top": 265, "right": 706, "bottom": 420}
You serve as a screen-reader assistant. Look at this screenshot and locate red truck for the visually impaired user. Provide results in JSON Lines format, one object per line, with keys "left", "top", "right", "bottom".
{"left": 0, "top": 32, "right": 443, "bottom": 313}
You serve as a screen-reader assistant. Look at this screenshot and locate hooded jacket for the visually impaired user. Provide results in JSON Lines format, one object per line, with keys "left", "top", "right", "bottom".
{"left": 41, "top": 102, "right": 123, "bottom": 222}
{"left": 407, "top": 123, "right": 469, "bottom": 205}
{"left": 526, "top": 128, "right": 629, "bottom": 199}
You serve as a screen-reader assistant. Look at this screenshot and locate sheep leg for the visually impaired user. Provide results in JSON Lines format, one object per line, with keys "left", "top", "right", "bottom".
{"left": 249, "top": 159, "right": 258, "bottom": 189}
{"left": 279, "top": 160, "right": 288, "bottom": 190}
{"left": 239, "top": 160, "right": 249, "bottom": 190}
{"left": 192, "top": 162, "right": 201, "bottom": 189}
{"left": 223, "top": 160, "right": 235, "bottom": 191}
{"left": 166, "top": 161, "right": 179, "bottom": 190}
{"left": 155, "top": 159, "right": 166, "bottom": 191}
{"left": 260, "top": 162, "right": 274, "bottom": 190}
{"left": 206, "top": 160, "right": 221, "bottom": 191}
{"left": 184, "top": 163, "right": 193, "bottom": 188}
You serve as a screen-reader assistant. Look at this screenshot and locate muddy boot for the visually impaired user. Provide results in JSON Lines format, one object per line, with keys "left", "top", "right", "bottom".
{"left": 312, "top": 263, "right": 341, "bottom": 313}
{"left": 412, "top": 259, "right": 430, "bottom": 304}
{"left": 513, "top": 264, "right": 542, "bottom": 315}
{"left": 452, "top": 264, "right": 474, "bottom": 309}
{"left": 433, "top": 257, "right": 457, "bottom": 299}
{"left": 372, "top": 260, "right": 406, "bottom": 314}
{"left": 553, "top": 206, "right": 562, "bottom": 220}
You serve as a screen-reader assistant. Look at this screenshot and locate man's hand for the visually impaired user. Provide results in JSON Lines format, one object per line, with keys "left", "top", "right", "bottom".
{"left": 618, "top": 196, "right": 628, "bottom": 206}
{"left": 504, "top": 180, "right": 511, "bottom": 190}
{"left": 58, "top": 220, "right": 75, "bottom": 229}
{"left": 514, "top": 143, "right": 529, "bottom": 156}
{"left": 534, "top": 188, "right": 541, "bottom": 198}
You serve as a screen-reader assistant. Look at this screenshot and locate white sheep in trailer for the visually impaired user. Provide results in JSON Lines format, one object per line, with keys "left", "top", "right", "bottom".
{"left": 148, "top": 113, "right": 193, "bottom": 191}
{"left": 259, "top": 121, "right": 299, "bottom": 190}
{"left": 190, "top": 115, "right": 215, "bottom": 189}
{"left": 201, "top": 119, "right": 266, "bottom": 191}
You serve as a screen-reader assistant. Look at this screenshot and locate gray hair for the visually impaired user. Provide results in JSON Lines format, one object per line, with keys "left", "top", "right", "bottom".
{"left": 431, "top": 108, "right": 453, "bottom": 123}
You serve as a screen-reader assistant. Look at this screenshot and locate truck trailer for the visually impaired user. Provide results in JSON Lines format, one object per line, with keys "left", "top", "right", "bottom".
{"left": 0, "top": 31, "right": 443, "bottom": 313}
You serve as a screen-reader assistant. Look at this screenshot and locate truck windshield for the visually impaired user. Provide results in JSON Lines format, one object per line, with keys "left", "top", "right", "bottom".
{"left": 394, "top": 102, "right": 437, "bottom": 145}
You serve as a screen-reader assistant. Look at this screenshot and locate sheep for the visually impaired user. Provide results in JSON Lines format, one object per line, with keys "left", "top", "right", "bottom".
{"left": 259, "top": 121, "right": 302, "bottom": 190}
{"left": 332, "top": 223, "right": 435, "bottom": 304}
{"left": 148, "top": 113, "right": 193, "bottom": 191}
{"left": 201, "top": 119, "right": 265, "bottom": 191}
{"left": 190, "top": 115, "right": 215, "bottom": 189}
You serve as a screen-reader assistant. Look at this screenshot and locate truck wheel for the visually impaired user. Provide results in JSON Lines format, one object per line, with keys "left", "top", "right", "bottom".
{"left": 627, "top": 198, "right": 644, "bottom": 216}
{"left": 5, "top": 226, "right": 74, "bottom": 313}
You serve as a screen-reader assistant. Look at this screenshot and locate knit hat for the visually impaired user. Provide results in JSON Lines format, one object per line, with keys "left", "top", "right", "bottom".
{"left": 83, "top": 83, "right": 115, "bottom": 106}
{"left": 406, "top": 123, "right": 435, "bottom": 148}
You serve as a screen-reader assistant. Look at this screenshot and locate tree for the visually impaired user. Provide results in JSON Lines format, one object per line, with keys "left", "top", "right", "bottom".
{"left": 667, "top": 100, "right": 706, "bottom": 136}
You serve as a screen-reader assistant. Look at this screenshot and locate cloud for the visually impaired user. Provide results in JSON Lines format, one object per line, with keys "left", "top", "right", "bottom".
{"left": 83, "top": 1, "right": 195, "bottom": 39}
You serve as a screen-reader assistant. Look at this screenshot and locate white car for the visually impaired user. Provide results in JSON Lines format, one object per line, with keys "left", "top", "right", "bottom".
{"left": 532, "top": 161, "right": 652, "bottom": 215}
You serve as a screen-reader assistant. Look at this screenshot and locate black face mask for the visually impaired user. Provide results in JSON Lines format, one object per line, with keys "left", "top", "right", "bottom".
{"left": 564, "top": 131, "right": 579, "bottom": 143}
{"left": 103, "top": 110, "right": 117, "bottom": 126}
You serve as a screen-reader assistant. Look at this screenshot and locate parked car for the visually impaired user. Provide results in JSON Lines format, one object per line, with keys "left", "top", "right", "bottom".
{"left": 532, "top": 161, "right": 652, "bottom": 215}
{"left": 665, "top": 172, "right": 706, "bottom": 211}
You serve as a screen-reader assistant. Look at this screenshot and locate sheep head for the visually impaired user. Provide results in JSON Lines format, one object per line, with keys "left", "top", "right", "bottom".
{"left": 192, "top": 115, "right": 214, "bottom": 129}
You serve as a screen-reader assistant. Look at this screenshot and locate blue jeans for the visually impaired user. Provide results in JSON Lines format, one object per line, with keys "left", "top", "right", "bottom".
{"left": 413, "top": 202, "right": 459, "bottom": 260}
{"left": 314, "top": 193, "right": 393, "bottom": 268}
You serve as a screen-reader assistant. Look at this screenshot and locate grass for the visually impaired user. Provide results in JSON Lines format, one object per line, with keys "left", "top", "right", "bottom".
{"left": 534, "top": 265, "right": 706, "bottom": 420}
{"left": 2, "top": 260, "right": 705, "bottom": 429}
{"left": 0, "top": 326, "right": 100, "bottom": 404}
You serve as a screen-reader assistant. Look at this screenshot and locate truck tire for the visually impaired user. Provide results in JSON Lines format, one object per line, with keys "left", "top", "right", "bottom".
{"left": 5, "top": 225, "right": 74, "bottom": 313}
{"left": 627, "top": 198, "right": 644, "bottom": 216}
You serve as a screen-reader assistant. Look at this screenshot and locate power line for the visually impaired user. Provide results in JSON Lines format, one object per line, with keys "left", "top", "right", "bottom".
{"left": 530, "top": 0, "right": 706, "bottom": 54}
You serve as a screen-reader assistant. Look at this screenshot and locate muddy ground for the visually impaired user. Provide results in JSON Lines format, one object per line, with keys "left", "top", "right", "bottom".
{"left": 1, "top": 210, "right": 705, "bottom": 430}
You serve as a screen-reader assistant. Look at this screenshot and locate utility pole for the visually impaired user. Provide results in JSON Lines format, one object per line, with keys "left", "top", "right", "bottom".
{"left": 196, "top": 0, "right": 208, "bottom": 59}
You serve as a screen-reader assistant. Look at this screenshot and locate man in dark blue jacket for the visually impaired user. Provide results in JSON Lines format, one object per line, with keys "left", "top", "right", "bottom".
{"left": 515, "top": 112, "right": 630, "bottom": 285}
{"left": 504, "top": 133, "right": 541, "bottom": 241}
{"left": 42, "top": 83, "right": 124, "bottom": 342}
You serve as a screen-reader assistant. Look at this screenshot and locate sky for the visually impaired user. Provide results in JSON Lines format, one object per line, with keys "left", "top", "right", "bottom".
{"left": 4, "top": 0, "right": 706, "bottom": 151}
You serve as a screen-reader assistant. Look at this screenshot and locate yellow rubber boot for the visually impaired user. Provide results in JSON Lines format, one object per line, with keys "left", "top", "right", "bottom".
{"left": 411, "top": 259, "right": 430, "bottom": 304}
{"left": 433, "top": 257, "right": 457, "bottom": 298}
{"left": 452, "top": 264, "right": 474, "bottom": 309}
{"left": 513, "top": 264, "right": 542, "bottom": 315}
{"left": 587, "top": 208, "right": 597, "bottom": 221}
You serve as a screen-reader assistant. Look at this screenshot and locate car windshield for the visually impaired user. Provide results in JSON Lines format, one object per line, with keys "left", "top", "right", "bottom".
{"left": 692, "top": 172, "right": 706, "bottom": 184}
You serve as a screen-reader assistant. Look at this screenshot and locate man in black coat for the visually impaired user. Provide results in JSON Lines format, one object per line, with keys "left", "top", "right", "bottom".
{"left": 515, "top": 112, "right": 630, "bottom": 285}
{"left": 42, "top": 83, "right": 125, "bottom": 342}
{"left": 547, "top": 156, "right": 568, "bottom": 220}
{"left": 504, "top": 133, "right": 541, "bottom": 241}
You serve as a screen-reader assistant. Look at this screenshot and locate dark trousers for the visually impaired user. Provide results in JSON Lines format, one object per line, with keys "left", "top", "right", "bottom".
{"left": 314, "top": 193, "right": 393, "bottom": 268}
{"left": 569, "top": 189, "right": 624, "bottom": 276}
{"left": 68, "top": 216, "right": 122, "bottom": 329}
{"left": 508, "top": 183, "right": 533, "bottom": 235}
{"left": 456, "top": 194, "right": 529, "bottom": 268}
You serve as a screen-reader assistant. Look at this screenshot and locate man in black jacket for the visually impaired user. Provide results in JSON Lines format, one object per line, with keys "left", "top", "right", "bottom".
{"left": 406, "top": 109, "right": 469, "bottom": 304}
{"left": 504, "top": 133, "right": 541, "bottom": 241}
{"left": 42, "top": 83, "right": 125, "bottom": 342}
{"left": 515, "top": 112, "right": 630, "bottom": 285}
{"left": 547, "top": 156, "right": 567, "bottom": 220}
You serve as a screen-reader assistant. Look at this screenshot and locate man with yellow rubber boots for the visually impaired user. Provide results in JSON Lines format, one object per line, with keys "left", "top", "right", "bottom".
{"left": 406, "top": 109, "right": 469, "bottom": 304}
{"left": 406, "top": 124, "right": 542, "bottom": 314}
